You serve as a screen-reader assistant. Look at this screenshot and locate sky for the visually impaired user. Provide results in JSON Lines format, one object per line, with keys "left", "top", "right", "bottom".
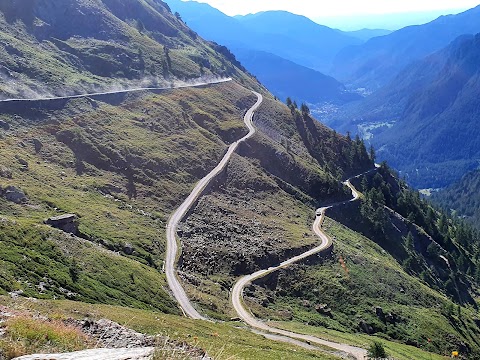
{"left": 185, "top": 0, "right": 480, "bottom": 30}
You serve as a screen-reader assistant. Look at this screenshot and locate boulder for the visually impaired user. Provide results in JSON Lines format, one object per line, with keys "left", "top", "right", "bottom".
{"left": 32, "top": 138, "right": 43, "bottom": 153}
{"left": 374, "top": 306, "right": 385, "bottom": 321}
{"left": 45, "top": 214, "right": 78, "bottom": 234}
{"left": 123, "top": 243, "right": 134, "bottom": 255}
{"left": 0, "top": 166, "right": 12, "bottom": 178}
{"left": 1, "top": 185, "right": 27, "bottom": 203}
{"left": 15, "top": 156, "right": 28, "bottom": 169}
{"left": 315, "top": 304, "right": 333, "bottom": 317}
{"left": 0, "top": 120, "right": 9, "bottom": 130}
{"left": 359, "top": 320, "right": 374, "bottom": 334}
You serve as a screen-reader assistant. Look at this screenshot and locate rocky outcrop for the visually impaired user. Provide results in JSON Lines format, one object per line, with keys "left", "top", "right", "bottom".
{"left": 45, "top": 214, "right": 78, "bottom": 234}
{"left": 1, "top": 185, "right": 27, "bottom": 203}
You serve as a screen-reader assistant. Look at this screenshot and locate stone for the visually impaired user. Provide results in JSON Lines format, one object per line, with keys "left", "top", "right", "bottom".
{"left": 374, "top": 306, "right": 385, "bottom": 321}
{"left": 123, "top": 243, "right": 134, "bottom": 255}
{"left": 359, "top": 320, "right": 374, "bottom": 334}
{"left": 15, "top": 156, "right": 28, "bottom": 169}
{"left": 0, "top": 120, "right": 9, "bottom": 130}
{"left": 45, "top": 214, "right": 78, "bottom": 234}
{"left": 32, "top": 138, "right": 43, "bottom": 153}
{"left": 315, "top": 304, "right": 333, "bottom": 317}
{"left": 0, "top": 166, "right": 12, "bottom": 178}
{"left": 1, "top": 185, "right": 27, "bottom": 204}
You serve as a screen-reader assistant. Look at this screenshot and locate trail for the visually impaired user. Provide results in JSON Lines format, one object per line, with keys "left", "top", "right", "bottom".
{"left": 165, "top": 91, "right": 263, "bottom": 320}
{"left": 230, "top": 170, "right": 377, "bottom": 360}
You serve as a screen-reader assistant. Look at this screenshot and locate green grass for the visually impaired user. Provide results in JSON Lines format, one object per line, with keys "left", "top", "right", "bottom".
{"left": 272, "top": 322, "right": 449, "bottom": 360}
{"left": 0, "top": 297, "right": 339, "bottom": 360}
{"left": 247, "top": 218, "right": 480, "bottom": 356}
{"left": 0, "top": 315, "right": 90, "bottom": 358}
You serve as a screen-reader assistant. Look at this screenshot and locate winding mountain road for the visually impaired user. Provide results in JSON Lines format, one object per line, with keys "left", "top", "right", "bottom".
{"left": 0, "top": 77, "right": 232, "bottom": 103}
{"left": 165, "top": 91, "right": 263, "bottom": 320}
{"left": 230, "top": 174, "right": 372, "bottom": 360}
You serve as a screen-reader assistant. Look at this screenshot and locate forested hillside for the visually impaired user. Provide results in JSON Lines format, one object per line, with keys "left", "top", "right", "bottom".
{"left": 328, "top": 33, "right": 480, "bottom": 188}
{"left": 432, "top": 169, "right": 480, "bottom": 230}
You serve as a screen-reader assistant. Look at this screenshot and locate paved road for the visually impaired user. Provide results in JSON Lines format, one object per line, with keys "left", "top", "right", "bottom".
{"left": 231, "top": 170, "right": 377, "bottom": 360}
{"left": 0, "top": 77, "right": 232, "bottom": 103}
{"left": 165, "top": 91, "right": 263, "bottom": 320}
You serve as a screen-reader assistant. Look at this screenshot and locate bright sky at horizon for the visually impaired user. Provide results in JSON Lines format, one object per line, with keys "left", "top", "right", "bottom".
{"left": 185, "top": 0, "right": 480, "bottom": 17}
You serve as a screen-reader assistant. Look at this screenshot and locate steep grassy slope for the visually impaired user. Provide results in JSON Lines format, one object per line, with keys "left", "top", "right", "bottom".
{"left": 0, "top": 81, "right": 261, "bottom": 310}
{"left": 243, "top": 166, "right": 480, "bottom": 357}
{"left": 332, "top": 5, "right": 480, "bottom": 89}
{"left": 0, "top": 0, "right": 261, "bottom": 99}
{"left": 0, "top": 297, "right": 338, "bottom": 360}
{"left": 329, "top": 33, "right": 480, "bottom": 188}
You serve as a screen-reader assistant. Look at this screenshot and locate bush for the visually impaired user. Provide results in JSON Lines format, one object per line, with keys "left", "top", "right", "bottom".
{"left": 368, "top": 341, "right": 388, "bottom": 359}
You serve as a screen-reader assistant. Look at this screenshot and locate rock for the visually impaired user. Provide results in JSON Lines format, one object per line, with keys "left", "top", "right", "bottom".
{"left": 1, "top": 185, "right": 27, "bottom": 204}
{"left": 302, "top": 299, "right": 311, "bottom": 308}
{"left": 12, "top": 347, "right": 156, "bottom": 360}
{"left": 315, "top": 304, "right": 333, "bottom": 317}
{"left": 277, "top": 309, "right": 293, "bottom": 320}
{"left": 15, "top": 155, "right": 28, "bottom": 169}
{"left": 385, "top": 312, "right": 399, "bottom": 325}
{"left": 359, "top": 320, "right": 374, "bottom": 334}
{"left": 45, "top": 214, "right": 78, "bottom": 234}
{"left": 32, "top": 138, "right": 43, "bottom": 153}
{"left": 8, "top": 290, "right": 24, "bottom": 299}
{"left": 374, "top": 306, "right": 385, "bottom": 321}
{"left": 0, "top": 120, "right": 9, "bottom": 130}
{"left": 0, "top": 166, "right": 12, "bottom": 178}
{"left": 123, "top": 243, "right": 134, "bottom": 255}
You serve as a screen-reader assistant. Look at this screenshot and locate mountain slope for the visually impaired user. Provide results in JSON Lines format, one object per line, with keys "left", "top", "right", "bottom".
{"left": 329, "top": 33, "right": 480, "bottom": 188}
{"left": 332, "top": 5, "right": 480, "bottom": 89}
{"left": 232, "top": 49, "right": 360, "bottom": 104}
{"left": 165, "top": 0, "right": 359, "bottom": 104}
{"left": 1, "top": 0, "right": 480, "bottom": 358}
{"left": 235, "top": 10, "right": 361, "bottom": 71}
{"left": 0, "top": 0, "right": 260, "bottom": 99}
{"left": 432, "top": 169, "right": 480, "bottom": 230}
{"left": 346, "top": 28, "right": 392, "bottom": 41}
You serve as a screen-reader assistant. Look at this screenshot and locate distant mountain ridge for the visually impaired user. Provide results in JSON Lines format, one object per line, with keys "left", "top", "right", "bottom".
{"left": 233, "top": 48, "right": 361, "bottom": 104}
{"left": 165, "top": 0, "right": 363, "bottom": 104}
{"left": 332, "top": 5, "right": 480, "bottom": 89}
{"left": 329, "top": 33, "right": 480, "bottom": 188}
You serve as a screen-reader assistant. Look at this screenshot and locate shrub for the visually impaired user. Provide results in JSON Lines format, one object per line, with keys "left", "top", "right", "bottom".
{"left": 368, "top": 341, "right": 388, "bottom": 359}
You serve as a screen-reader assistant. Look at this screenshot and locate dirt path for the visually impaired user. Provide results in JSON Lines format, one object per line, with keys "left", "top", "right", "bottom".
{"left": 230, "top": 170, "right": 377, "bottom": 360}
{"left": 165, "top": 91, "right": 263, "bottom": 320}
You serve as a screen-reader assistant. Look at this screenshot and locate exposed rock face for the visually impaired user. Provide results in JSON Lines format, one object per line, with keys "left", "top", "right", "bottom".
{"left": 1, "top": 185, "right": 27, "bottom": 203}
{"left": 45, "top": 214, "right": 78, "bottom": 234}
{"left": 79, "top": 319, "right": 155, "bottom": 348}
